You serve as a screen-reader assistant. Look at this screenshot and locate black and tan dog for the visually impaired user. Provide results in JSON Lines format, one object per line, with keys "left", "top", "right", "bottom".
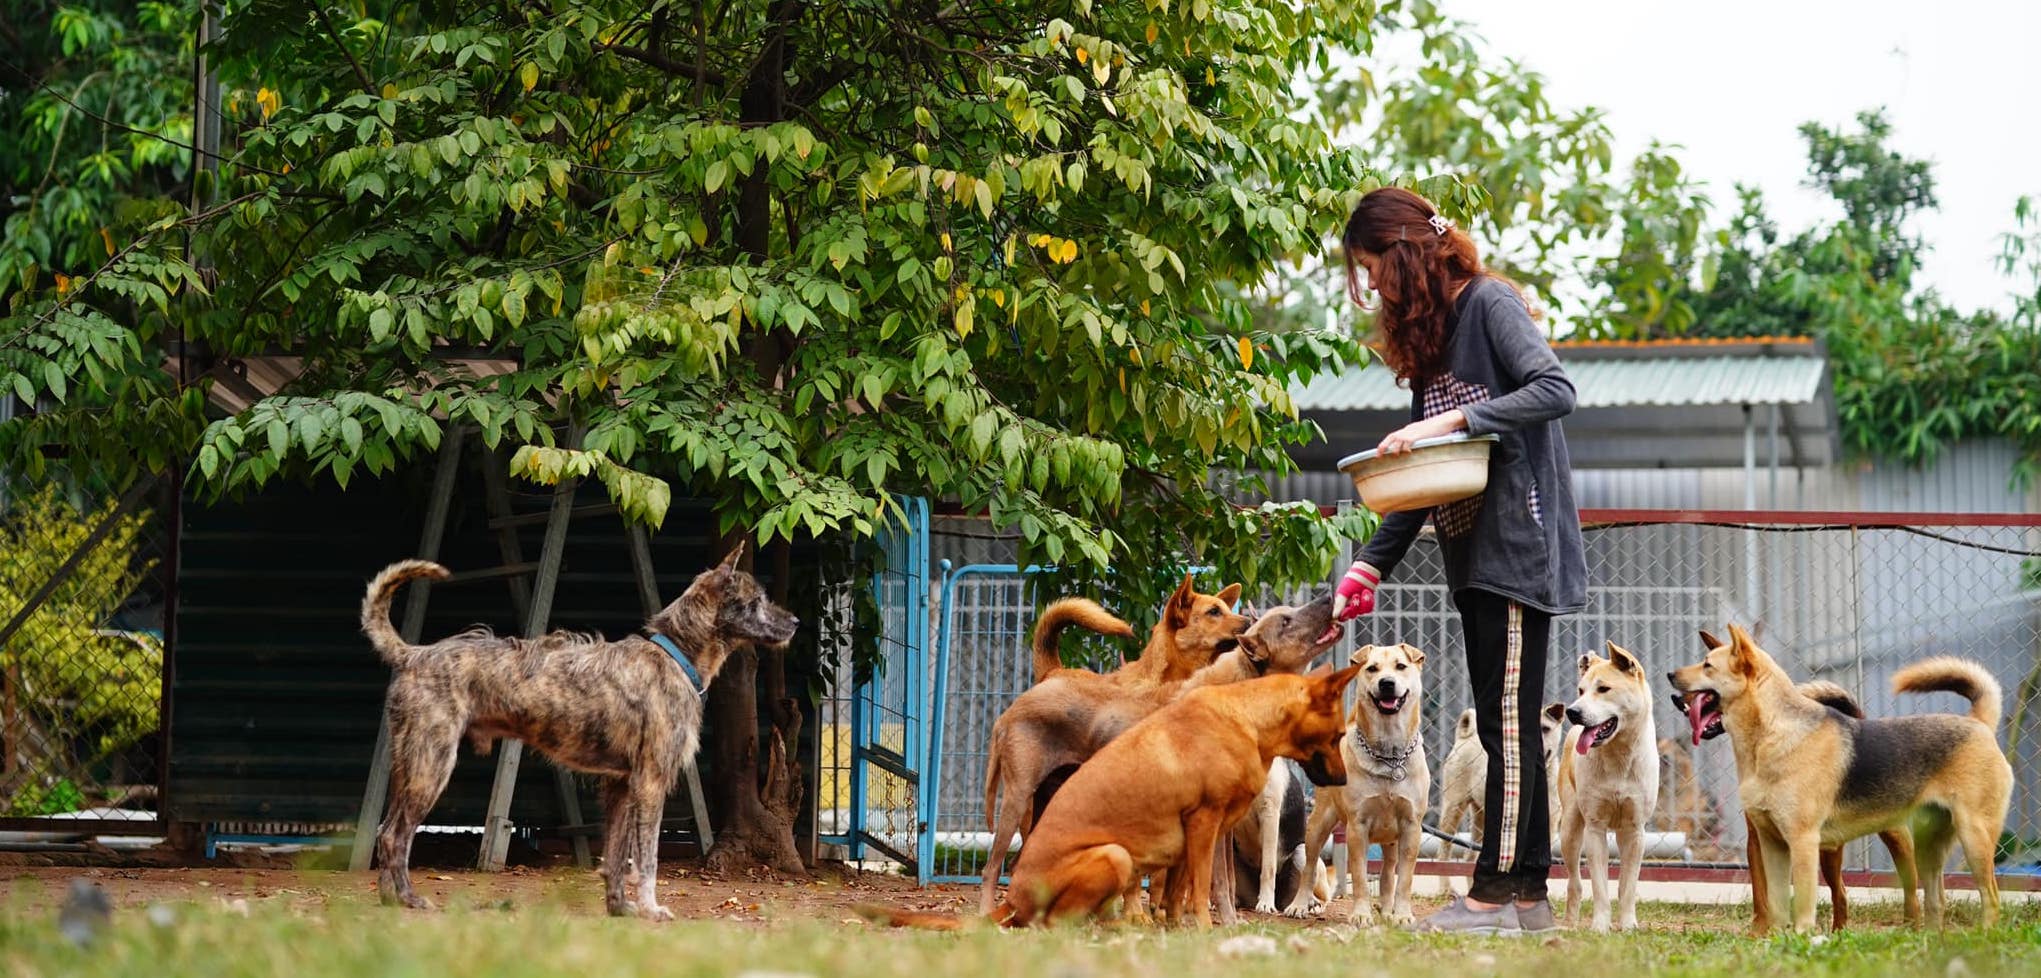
{"left": 1669, "top": 624, "right": 2011, "bottom": 931}
{"left": 359, "top": 549, "right": 797, "bottom": 920}
{"left": 977, "top": 595, "right": 1328, "bottom": 914}
{"left": 861, "top": 665, "right": 1361, "bottom": 930}
{"left": 1679, "top": 629, "right": 1919, "bottom": 935}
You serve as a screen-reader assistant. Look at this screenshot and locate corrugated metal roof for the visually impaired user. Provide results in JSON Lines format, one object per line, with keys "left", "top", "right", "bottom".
{"left": 1293, "top": 355, "right": 1828, "bottom": 412}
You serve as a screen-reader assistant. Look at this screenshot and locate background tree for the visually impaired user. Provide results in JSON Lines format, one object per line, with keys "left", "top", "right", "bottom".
{"left": 2, "top": 0, "right": 1435, "bottom": 871}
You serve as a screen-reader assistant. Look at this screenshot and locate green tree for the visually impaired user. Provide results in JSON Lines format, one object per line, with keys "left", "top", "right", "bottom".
{"left": 0, "top": 486, "right": 162, "bottom": 816}
{"left": 1, "top": 0, "right": 1402, "bottom": 870}
{"left": 1590, "top": 109, "right": 2041, "bottom": 475}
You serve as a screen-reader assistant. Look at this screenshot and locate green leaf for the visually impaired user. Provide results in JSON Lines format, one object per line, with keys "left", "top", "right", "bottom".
{"left": 705, "top": 160, "right": 730, "bottom": 194}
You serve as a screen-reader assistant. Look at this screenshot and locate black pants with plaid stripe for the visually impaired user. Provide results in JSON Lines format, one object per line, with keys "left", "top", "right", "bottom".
{"left": 1455, "top": 588, "right": 1554, "bottom": 904}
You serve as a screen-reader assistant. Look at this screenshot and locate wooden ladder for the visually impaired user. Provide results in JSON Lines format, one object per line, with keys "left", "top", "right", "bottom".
{"left": 347, "top": 429, "right": 713, "bottom": 872}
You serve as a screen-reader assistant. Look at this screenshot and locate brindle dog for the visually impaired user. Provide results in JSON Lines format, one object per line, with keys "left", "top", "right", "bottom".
{"left": 359, "top": 547, "right": 797, "bottom": 920}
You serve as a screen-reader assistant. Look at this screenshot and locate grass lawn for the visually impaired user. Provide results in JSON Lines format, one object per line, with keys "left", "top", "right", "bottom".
{"left": 4, "top": 880, "right": 2038, "bottom": 978}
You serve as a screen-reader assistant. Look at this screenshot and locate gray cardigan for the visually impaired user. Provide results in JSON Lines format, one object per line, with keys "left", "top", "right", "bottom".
{"left": 1355, "top": 277, "right": 1588, "bottom": 616}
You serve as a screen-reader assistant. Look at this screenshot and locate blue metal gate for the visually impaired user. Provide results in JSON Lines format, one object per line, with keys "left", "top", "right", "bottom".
{"left": 823, "top": 496, "right": 930, "bottom": 870}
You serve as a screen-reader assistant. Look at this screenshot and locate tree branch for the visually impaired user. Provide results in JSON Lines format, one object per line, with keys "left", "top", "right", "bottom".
{"left": 304, "top": 0, "right": 376, "bottom": 97}
{"left": 597, "top": 42, "right": 728, "bottom": 86}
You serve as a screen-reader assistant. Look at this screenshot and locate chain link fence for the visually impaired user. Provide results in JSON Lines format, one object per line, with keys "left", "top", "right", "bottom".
{"left": 0, "top": 477, "right": 173, "bottom": 833}
{"left": 903, "top": 511, "right": 2041, "bottom": 885}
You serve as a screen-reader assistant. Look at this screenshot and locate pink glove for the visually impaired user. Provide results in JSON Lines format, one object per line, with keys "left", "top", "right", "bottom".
{"left": 1332, "top": 562, "right": 1379, "bottom": 622}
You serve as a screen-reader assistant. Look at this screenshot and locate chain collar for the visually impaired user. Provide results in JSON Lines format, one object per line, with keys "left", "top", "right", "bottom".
{"left": 1352, "top": 731, "right": 1423, "bottom": 782}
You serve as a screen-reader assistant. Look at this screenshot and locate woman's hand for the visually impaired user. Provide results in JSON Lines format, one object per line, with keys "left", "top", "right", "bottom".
{"left": 1375, "top": 409, "right": 1467, "bottom": 455}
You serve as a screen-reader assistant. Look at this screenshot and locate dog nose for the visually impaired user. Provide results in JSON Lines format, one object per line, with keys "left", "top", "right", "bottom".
{"left": 1377, "top": 680, "right": 1395, "bottom": 696}
{"left": 1565, "top": 707, "right": 1586, "bottom": 726}
{"left": 1665, "top": 672, "right": 1677, "bottom": 685}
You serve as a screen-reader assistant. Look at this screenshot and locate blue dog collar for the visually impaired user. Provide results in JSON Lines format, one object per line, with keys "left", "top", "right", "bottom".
{"left": 649, "top": 634, "right": 706, "bottom": 693}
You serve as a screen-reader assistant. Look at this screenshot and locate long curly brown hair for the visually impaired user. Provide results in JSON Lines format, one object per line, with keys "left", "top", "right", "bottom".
{"left": 1343, "top": 187, "right": 1492, "bottom": 384}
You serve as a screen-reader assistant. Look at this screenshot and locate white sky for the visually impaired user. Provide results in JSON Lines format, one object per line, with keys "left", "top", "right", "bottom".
{"left": 1433, "top": 0, "right": 2041, "bottom": 316}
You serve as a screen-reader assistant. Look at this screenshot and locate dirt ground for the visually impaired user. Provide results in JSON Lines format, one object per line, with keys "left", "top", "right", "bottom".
{"left": 0, "top": 856, "right": 977, "bottom": 924}
{"left": 0, "top": 847, "right": 1423, "bottom": 926}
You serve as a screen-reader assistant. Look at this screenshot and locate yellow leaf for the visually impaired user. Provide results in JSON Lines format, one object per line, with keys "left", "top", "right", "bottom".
{"left": 1029, "top": 233, "right": 1051, "bottom": 247}
{"left": 1075, "top": 47, "right": 1089, "bottom": 65}
{"left": 1140, "top": 299, "right": 1150, "bottom": 316}
{"left": 1206, "top": 65, "right": 1215, "bottom": 86}
{"left": 989, "top": 289, "right": 1005, "bottom": 308}
{"left": 99, "top": 228, "right": 114, "bottom": 257}
{"left": 1061, "top": 240, "right": 1079, "bottom": 264}
{"left": 53, "top": 273, "right": 71, "bottom": 295}
{"left": 1118, "top": 368, "right": 1126, "bottom": 393}
{"left": 941, "top": 232, "right": 953, "bottom": 253}
{"left": 381, "top": 82, "right": 398, "bottom": 99}
{"left": 520, "top": 62, "right": 539, "bottom": 93}
{"left": 256, "top": 86, "right": 280, "bottom": 121}
{"left": 1145, "top": 21, "right": 1158, "bottom": 43}
{"left": 1237, "top": 336, "right": 1255, "bottom": 370}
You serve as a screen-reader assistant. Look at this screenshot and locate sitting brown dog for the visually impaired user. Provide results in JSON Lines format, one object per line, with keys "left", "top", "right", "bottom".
{"left": 978, "top": 595, "right": 1338, "bottom": 914}
{"left": 860, "top": 664, "right": 1361, "bottom": 930}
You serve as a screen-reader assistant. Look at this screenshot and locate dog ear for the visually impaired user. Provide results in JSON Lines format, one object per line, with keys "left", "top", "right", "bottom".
{"left": 1606, "top": 640, "right": 1642, "bottom": 675}
{"left": 1544, "top": 702, "right": 1567, "bottom": 723}
{"left": 1697, "top": 628, "right": 1723, "bottom": 652}
{"left": 1400, "top": 642, "right": 1426, "bottom": 667}
{"left": 1237, "top": 631, "right": 1268, "bottom": 664}
{"left": 1214, "top": 583, "right": 1242, "bottom": 609}
{"left": 1577, "top": 653, "right": 1596, "bottom": 676}
{"left": 1726, "top": 622, "right": 1759, "bottom": 675}
{"left": 1348, "top": 644, "right": 1376, "bottom": 666}
{"left": 1165, "top": 573, "right": 1195, "bottom": 628}
{"left": 718, "top": 541, "right": 746, "bottom": 572}
{"left": 1318, "top": 664, "right": 1364, "bottom": 702}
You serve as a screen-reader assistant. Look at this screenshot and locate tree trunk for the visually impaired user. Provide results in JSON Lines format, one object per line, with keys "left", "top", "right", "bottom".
{"left": 701, "top": 5, "right": 807, "bottom": 875}
{"left": 701, "top": 538, "right": 806, "bottom": 875}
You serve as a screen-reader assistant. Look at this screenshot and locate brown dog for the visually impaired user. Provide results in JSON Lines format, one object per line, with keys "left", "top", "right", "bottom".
{"left": 978, "top": 595, "right": 1339, "bottom": 914}
{"left": 862, "top": 665, "right": 1361, "bottom": 930}
{"left": 1681, "top": 631, "right": 1919, "bottom": 934}
{"left": 360, "top": 548, "right": 796, "bottom": 919}
{"left": 1031, "top": 574, "right": 1247, "bottom": 686}
{"left": 1670, "top": 624, "right": 2011, "bottom": 932}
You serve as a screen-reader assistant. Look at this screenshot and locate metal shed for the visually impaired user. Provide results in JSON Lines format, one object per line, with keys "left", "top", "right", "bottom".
{"left": 1290, "top": 337, "right": 1838, "bottom": 504}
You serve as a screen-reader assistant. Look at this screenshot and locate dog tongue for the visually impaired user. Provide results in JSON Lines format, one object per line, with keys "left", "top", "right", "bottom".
{"left": 1687, "top": 695, "right": 1710, "bottom": 746}
{"left": 1315, "top": 624, "right": 1342, "bottom": 646}
{"left": 1575, "top": 727, "right": 1594, "bottom": 756}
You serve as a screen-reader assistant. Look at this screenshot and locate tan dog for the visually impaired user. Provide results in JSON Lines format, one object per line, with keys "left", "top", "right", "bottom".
{"left": 1678, "top": 630, "right": 1919, "bottom": 934}
{"left": 1438, "top": 702, "right": 1568, "bottom": 866}
{"left": 1285, "top": 643, "right": 1430, "bottom": 926}
{"left": 1032, "top": 575, "right": 1247, "bottom": 686}
{"left": 1670, "top": 625, "right": 2002, "bottom": 932}
{"left": 1558, "top": 642, "right": 1659, "bottom": 932}
{"left": 859, "top": 666, "right": 1362, "bottom": 930}
{"left": 979, "top": 596, "right": 1336, "bottom": 914}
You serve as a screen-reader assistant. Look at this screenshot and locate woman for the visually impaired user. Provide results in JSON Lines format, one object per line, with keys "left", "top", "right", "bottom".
{"left": 1329, "top": 187, "right": 1586, "bottom": 935}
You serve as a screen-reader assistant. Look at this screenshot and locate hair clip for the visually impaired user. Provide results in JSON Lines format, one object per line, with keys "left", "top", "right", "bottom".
{"left": 1428, "top": 214, "right": 1453, "bottom": 237}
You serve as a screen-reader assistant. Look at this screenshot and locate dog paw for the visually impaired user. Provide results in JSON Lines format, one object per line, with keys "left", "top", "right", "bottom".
{"left": 1281, "top": 899, "right": 1320, "bottom": 919}
{"left": 1385, "top": 908, "right": 1415, "bottom": 927}
{"left": 1254, "top": 898, "right": 1279, "bottom": 915}
{"left": 1590, "top": 917, "right": 1612, "bottom": 934}
{"left": 1346, "top": 906, "right": 1379, "bottom": 927}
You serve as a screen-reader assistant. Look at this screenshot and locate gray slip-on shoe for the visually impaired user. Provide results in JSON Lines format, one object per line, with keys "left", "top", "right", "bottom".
{"left": 1410, "top": 896, "right": 1520, "bottom": 936}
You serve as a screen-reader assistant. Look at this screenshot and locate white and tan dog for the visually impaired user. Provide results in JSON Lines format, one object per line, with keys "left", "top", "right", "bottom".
{"left": 1557, "top": 641, "right": 1659, "bottom": 932}
{"left": 1436, "top": 702, "right": 1567, "bottom": 865}
{"left": 1286, "top": 643, "right": 1430, "bottom": 925}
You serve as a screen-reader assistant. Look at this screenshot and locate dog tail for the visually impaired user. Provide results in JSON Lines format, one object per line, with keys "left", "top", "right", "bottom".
{"left": 1893, "top": 656, "right": 2002, "bottom": 730}
{"left": 361, "top": 559, "right": 452, "bottom": 665}
{"left": 853, "top": 903, "right": 984, "bottom": 930}
{"left": 1796, "top": 680, "right": 1865, "bottom": 719}
{"left": 1454, "top": 708, "right": 1478, "bottom": 743}
{"left": 1031, "top": 598, "right": 1135, "bottom": 684}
